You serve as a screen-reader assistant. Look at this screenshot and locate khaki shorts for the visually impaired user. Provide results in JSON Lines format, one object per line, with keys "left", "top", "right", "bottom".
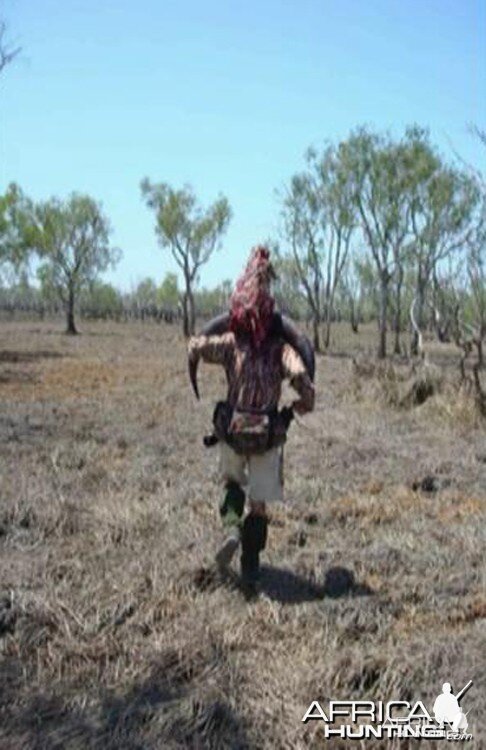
{"left": 219, "top": 442, "right": 284, "bottom": 504}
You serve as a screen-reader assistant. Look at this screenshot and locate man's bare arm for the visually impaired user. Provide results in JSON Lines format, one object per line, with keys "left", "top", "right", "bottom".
{"left": 188, "top": 332, "right": 234, "bottom": 367}
{"left": 281, "top": 343, "right": 315, "bottom": 415}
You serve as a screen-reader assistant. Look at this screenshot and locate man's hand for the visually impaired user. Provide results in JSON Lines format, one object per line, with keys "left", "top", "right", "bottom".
{"left": 292, "top": 399, "right": 308, "bottom": 416}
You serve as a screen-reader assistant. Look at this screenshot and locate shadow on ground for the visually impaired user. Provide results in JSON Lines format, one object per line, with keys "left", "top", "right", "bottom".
{"left": 0, "top": 654, "right": 252, "bottom": 750}
{"left": 259, "top": 565, "right": 374, "bottom": 603}
{"left": 192, "top": 564, "right": 374, "bottom": 604}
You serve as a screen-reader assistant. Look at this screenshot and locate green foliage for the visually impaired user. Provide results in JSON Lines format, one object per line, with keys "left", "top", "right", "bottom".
{"left": 158, "top": 272, "right": 180, "bottom": 309}
{"left": 406, "top": 133, "right": 479, "bottom": 265}
{"left": 80, "top": 281, "right": 123, "bottom": 318}
{"left": 132, "top": 277, "right": 158, "bottom": 307}
{"left": 465, "top": 195, "right": 486, "bottom": 334}
{"left": 335, "top": 126, "right": 483, "bottom": 354}
{"left": 130, "top": 273, "right": 181, "bottom": 310}
{"left": 0, "top": 271, "right": 42, "bottom": 309}
{"left": 19, "top": 192, "right": 121, "bottom": 332}
{"left": 28, "top": 193, "right": 120, "bottom": 303}
{"left": 273, "top": 252, "right": 308, "bottom": 319}
{"left": 37, "top": 264, "right": 59, "bottom": 305}
{"left": 279, "top": 142, "right": 358, "bottom": 347}
{"left": 194, "top": 280, "right": 232, "bottom": 317}
{"left": 140, "top": 180, "right": 231, "bottom": 283}
{"left": 0, "top": 183, "right": 30, "bottom": 276}
{"left": 338, "top": 127, "right": 414, "bottom": 274}
{"left": 141, "top": 179, "right": 232, "bottom": 335}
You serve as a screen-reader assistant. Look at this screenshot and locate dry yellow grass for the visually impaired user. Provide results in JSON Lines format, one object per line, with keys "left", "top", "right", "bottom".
{"left": 0, "top": 319, "right": 485, "bottom": 749}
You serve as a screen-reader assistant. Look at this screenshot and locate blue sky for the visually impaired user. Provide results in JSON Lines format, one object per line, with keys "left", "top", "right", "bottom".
{"left": 1, "top": 0, "right": 485, "bottom": 291}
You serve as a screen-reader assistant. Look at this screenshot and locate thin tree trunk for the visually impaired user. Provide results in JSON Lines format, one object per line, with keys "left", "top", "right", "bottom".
{"left": 187, "top": 286, "right": 196, "bottom": 336}
{"left": 324, "top": 297, "right": 333, "bottom": 349}
{"left": 182, "top": 292, "right": 190, "bottom": 338}
{"left": 393, "top": 271, "right": 403, "bottom": 355}
{"left": 324, "top": 317, "right": 331, "bottom": 349}
{"left": 350, "top": 296, "right": 359, "bottom": 333}
{"left": 378, "top": 273, "right": 388, "bottom": 359}
{"left": 66, "top": 285, "right": 77, "bottom": 335}
{"left": 182, "top": 273, "right": 196, "bottom": 338}
{"left": 411, "top": 282, "right": 425, "bottom": 357}
{"left": 312, "top": 312, "right": 321, "bottom": 352}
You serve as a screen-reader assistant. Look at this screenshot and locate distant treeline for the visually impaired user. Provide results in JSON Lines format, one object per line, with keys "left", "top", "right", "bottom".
{"left": 0, "top": 274, "right": 230, "bottom": 324}
{"left": 1, "top": 125, "right": 484, "bottom": 360}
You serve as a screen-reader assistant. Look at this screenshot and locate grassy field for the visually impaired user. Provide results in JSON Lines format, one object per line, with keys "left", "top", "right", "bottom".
{"left": 0, "top": 319, "right": 485, "bottom": 749}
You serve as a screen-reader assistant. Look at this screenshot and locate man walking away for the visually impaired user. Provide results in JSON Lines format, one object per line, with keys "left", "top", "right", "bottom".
{"left": 188, "top": 246, "right": 315, "bottom": 596}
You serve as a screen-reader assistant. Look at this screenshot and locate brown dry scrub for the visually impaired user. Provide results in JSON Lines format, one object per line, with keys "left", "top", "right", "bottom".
{"left": 0, "top": 320, "right": 485, "bottom": 749}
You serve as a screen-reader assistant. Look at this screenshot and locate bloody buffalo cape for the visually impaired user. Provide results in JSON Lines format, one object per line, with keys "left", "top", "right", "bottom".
{"left": 188, "top": 311, "right": 315, "bottom": 400}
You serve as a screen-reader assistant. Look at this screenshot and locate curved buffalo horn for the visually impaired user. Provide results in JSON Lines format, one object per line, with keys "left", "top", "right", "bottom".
{"left": 281, "top": 315, "right": 315, "bottom": 382}
{"left": 188, "top": 311, "right": 315, "bottom": 398}
{"left": 188, "top": 356, "right": 200, "bottom": 400}
{"left": 200, "top": 312, "right": 230, "bottom": 336}
{"left": 188, "top": 313, "right": 230, "bottom": 399}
